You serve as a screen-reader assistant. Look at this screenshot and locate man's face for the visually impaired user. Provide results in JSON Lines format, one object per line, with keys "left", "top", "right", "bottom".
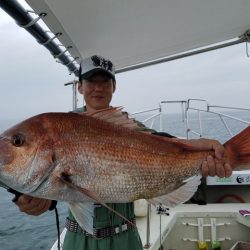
{"left": 78, "top": 73, "right": 116, "bottom": 111}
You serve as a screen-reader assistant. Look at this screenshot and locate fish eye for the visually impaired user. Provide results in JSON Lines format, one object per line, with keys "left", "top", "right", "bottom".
{"left": 12, "top": 133, "right": 25, "bottom": 147}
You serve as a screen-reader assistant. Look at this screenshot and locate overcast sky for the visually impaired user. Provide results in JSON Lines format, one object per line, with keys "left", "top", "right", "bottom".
{"left": 1, "top": 4, "right": 250, "bottom": 131}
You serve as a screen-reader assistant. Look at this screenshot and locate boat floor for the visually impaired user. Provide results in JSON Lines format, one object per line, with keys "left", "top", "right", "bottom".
{"left": 51, "top": 203, "right": 250, "bottom": 250}
{"left": 137, "top": 203, "right": 250, "bottom": 250}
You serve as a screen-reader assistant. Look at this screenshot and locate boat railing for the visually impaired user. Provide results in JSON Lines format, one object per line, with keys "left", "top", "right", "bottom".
{"left": 130, "top": 99, "right": 250, "bottom": 249}
{"left": 130, "top": 98, "right": 250, "bottom": 140}
{"left": 186, "top": 99, "right": 250, "bottom": 138}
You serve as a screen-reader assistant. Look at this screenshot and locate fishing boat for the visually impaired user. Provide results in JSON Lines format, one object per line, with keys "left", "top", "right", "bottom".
{"left": 1, "top": 0, "right": 250, "bottom": 249}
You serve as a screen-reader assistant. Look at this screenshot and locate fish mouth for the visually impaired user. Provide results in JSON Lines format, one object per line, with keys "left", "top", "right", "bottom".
{"left": 0, "top": 133, "right": 57, "bottom": 195}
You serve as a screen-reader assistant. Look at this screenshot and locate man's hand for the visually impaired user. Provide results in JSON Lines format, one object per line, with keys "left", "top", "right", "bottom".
{"left": 201, "top": 155, "right": 232, "bottom": 177}
{"left": 190, "top": 138, "right": 232, "bottom": 178}
{"left": 15, "top": 195, "right": 52, "bottom": 216}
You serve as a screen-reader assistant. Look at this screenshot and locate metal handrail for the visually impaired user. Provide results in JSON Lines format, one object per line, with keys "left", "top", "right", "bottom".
{"left": 0, "top": 0, "right": 79, "bottom": 75}
{"left": 130, "top": 108, "right": 160, "bottom": 116}
{"left": 186, "top": 99, "right": 250, "bottom": 138}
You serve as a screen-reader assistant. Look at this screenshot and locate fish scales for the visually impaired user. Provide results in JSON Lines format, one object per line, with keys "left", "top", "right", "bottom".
{"left": 2, "top": 109, "right": 250, "bottom": 207}
{"left": 43, "top": 113, "right": 209, "bottom": 202}
{"left": 2, "top": 108, "right": 250, "bottom": 234}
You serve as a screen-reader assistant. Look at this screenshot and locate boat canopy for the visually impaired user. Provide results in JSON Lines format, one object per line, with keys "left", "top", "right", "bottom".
{"left": 3, "top": 0, "right": 250, "bottom": 74}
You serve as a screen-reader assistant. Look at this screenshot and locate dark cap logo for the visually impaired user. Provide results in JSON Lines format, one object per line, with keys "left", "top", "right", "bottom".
{"left": 91, "top": 55, "right": 113, "bottom": 72}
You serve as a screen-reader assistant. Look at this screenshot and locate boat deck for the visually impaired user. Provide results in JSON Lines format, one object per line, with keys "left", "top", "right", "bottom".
{"left": 51, "top": 203, "right": 250, "bottom": 250}
{"left": 138, "top": 203, "right": 250, "bottom": 250}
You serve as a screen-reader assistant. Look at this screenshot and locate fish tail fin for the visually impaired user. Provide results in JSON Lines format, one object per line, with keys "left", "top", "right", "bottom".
{"left": 224, "top": 126, "right": 250, "bottom": 170}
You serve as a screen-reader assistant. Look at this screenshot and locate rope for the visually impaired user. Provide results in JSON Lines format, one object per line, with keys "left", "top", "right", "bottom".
{"left": 55, "top": 207, "right": 61, "bottom": 250}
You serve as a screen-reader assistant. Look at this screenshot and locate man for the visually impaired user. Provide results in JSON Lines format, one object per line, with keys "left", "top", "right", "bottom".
{"left": 15, "top": 55, "right": 232, "bottom": 249}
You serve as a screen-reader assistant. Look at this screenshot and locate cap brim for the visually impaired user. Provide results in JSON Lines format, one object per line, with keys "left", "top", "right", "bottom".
{"left": 81, "top": 68, "right": 115, "bottom": 81}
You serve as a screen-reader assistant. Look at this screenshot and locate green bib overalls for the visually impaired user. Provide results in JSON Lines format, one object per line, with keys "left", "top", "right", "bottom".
{"left": 62, "top": 203, "right": 143, "bottom": 250}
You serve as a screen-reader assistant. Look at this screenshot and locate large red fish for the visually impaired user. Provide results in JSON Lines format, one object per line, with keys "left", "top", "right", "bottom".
{"left": 0, "top": 108, "right": 250, "bottom": 233}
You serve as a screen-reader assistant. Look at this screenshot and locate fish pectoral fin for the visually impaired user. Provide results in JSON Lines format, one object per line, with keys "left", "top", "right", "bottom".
{"left": 69, "top": 202, "right": 94, "bottom": 234}
{"left": 58, "top": 172, "right": 136, "bottom": 229}
{"left": 147, "top": 174, "right": 202, "bottom": 207}
{"left": 79, "top": 188, "right": 136, "bottom": 229}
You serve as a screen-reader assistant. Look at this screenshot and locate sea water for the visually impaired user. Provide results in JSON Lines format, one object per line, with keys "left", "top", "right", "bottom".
{"left": 0, "top": 110, "right": 250, "bottom": 250}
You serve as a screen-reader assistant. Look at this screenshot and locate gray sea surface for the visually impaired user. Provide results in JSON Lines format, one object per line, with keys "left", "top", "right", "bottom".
{"left": 0, "top": 110, "right": 250, "bottom": 249}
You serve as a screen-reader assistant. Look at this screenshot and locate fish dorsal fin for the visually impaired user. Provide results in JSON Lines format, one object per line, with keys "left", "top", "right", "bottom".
{"left": 84, "top": 107, "right": 209, "bottom": 152}
{"left": 84, "top": 107, "right": 146, "bottom": 131}
{"left": 147, "top": 174, "right": 202, "bottom": 207}
{"left": 69, "top": 202, "right": 94, "bottom": 234}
